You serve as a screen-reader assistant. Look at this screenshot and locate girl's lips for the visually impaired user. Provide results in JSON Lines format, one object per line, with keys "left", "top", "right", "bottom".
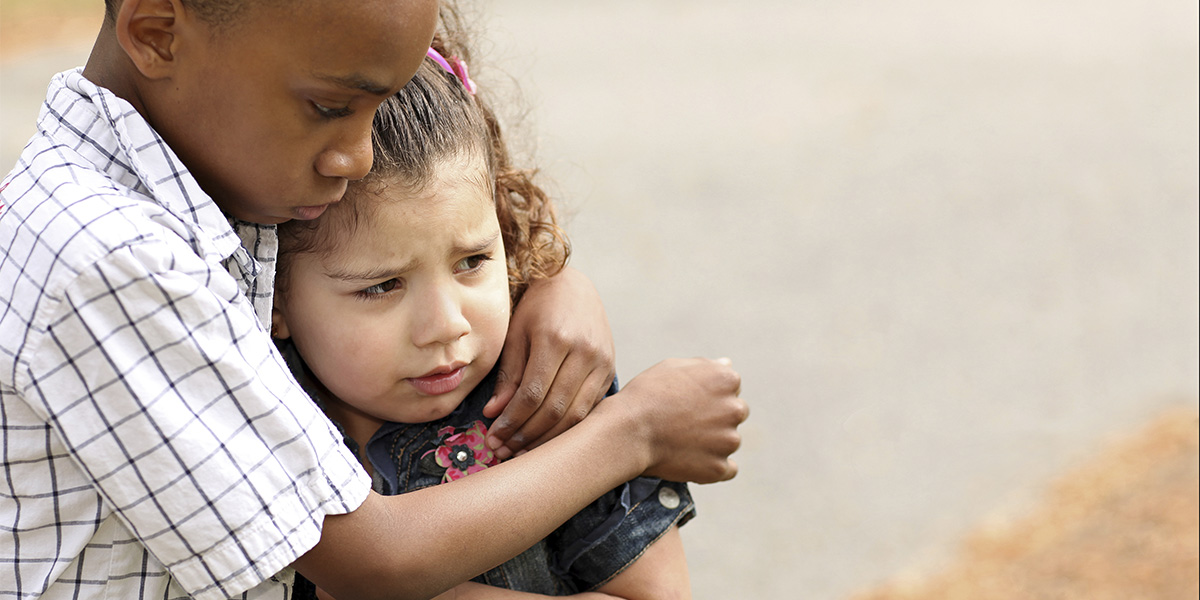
{"left": 407, "top": 366, "right": 467, "bottom": 396}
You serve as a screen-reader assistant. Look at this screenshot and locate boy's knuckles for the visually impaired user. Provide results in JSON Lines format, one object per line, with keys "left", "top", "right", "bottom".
{"left": 489, "top": 420, "right": 514, "bottom": 438}
{"left": 722, "top": 462, "right": 739, "bottom": 481}
{"left": 722, "top": 430, "right": 743, "bottom": 453}
{"left": 541, "top": 397, "right": 569, "bottom": 421}
{"left": 515, "top": 382, "right": 548, "bottom": 405}
{"left": 700, "top": 462, "right": 734, "bottom": 484}
{"left": 719, "top": 369, "right": 742, "bottom": 392}
{"left": 571, "top": 404, "right": 591, "bottom": 424}
{"left": 536, "top": 324, "right": 574, "bottom": 347}
{"left": 734, "top": 399, "right": 750, "bottom": 422}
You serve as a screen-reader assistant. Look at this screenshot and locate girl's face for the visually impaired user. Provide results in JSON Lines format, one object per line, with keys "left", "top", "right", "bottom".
{"left": 275, "top": 157, "right": 511, "bottom": 432}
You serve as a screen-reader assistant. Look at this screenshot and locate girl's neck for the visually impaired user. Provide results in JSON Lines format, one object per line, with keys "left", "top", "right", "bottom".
{"left": 300, "top": 372, "right": 385, "bottom": 476}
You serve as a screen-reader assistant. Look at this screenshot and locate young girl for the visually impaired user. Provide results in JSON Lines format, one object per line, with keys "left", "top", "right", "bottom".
{"left": 272, "top": 38, "right": 696, "bottom": 600}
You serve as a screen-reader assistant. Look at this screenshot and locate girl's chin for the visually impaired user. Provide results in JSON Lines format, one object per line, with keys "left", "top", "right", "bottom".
{"left": 389, "top": 391, "right": 470, "bottom": 424}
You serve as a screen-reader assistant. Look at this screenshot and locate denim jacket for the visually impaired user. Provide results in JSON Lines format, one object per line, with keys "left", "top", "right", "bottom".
{"left": 281, "top": 343, "right": 695, "bottom": 595}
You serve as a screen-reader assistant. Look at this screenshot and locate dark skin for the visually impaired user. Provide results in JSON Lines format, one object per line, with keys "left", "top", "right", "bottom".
{"left": 483, "top": 266, "right": 618, "bottom": 458}
{"left": 88, "top": 1, "right": 747, "bottom": 598}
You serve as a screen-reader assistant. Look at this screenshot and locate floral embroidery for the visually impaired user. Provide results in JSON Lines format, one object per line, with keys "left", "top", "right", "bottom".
{"left": 420, "top": 420, "right": 500, "bottom": 483}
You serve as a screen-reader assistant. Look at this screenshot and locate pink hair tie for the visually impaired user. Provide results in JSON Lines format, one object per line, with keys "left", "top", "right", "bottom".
{"left": 426, "top": 47, "right": 477, "bottom": 95}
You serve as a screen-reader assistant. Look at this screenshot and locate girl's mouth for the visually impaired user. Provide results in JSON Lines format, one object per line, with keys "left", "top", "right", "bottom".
{"left": 407, "top": 366, "right": 467, "bottom": 396}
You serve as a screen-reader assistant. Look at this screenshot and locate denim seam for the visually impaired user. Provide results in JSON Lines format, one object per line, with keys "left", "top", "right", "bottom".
{"left": 583, "top": 499, "right": 696, "bottom": 592}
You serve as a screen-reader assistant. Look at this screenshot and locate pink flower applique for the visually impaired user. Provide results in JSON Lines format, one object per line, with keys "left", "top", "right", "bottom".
{"left": 420, "top": 420, "right": 500, "bottom": 483}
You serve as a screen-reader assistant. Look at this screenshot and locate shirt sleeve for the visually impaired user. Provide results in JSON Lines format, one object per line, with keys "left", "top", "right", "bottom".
{"left": 17, "top": 238, "right": 370, "bottom": 600}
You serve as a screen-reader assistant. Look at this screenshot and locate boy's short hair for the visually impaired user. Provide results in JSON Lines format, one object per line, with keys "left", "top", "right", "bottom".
{"left": 103, "top": 0, "right": 286, "bottom": 28}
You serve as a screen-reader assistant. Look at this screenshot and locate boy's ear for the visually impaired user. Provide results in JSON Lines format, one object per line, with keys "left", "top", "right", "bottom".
{"left": 114, "top": 0, "right": 186, "bottom": 79}
{"left": 271, "top": 299, "right": 292, "bottom": 340}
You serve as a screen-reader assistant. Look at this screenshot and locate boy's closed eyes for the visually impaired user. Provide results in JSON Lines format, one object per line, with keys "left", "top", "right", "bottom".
{"left": 118, "top": 0, "right": 437, "bottom": 224}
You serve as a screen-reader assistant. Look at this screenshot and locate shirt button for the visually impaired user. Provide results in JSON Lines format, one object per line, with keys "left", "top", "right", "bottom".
{"left": 658, "top": 487, "right": 681, "bottom": 509}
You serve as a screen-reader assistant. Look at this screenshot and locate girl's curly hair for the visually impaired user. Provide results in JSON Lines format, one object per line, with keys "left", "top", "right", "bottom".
{"left": 277, "top": 5, "right": 569, "bottom": 305}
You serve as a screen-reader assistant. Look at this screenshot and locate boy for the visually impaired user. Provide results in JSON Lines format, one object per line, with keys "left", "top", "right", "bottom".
{"left": 0, "top": 1, "right": 747, "bottom": 600}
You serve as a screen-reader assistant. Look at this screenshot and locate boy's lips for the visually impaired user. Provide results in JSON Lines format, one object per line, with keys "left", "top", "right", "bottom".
{"left": 293, "top": 188, "right": 345, "bottom": 221}
{"left": 407, "top": 365, "right": 467, "bottom": 396}
{"left": 293, "top": 203, "right": 331, "bottom": 221}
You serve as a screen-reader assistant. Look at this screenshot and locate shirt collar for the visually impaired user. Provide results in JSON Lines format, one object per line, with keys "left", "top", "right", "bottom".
{"left": 48, "top": 68, "right": 243, "bottom": 263}
{"left": 48, "top": 69, "right": 278, "bottom": 327}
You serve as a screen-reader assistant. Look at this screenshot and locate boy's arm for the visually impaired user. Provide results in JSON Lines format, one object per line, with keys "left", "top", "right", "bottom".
{"left": 319, "top": 580, "right": 620, "bottom": 599}
{"left": 483, "top": 266, "right": 615, "bottom": 458}
{"left": 294, "top": 357, "right": 745, "bottom": 600}
{"left": 425, "top": 524, "right": 690, "bottom": 600}
{"left": 431, "top": 584, "right": 620, "bottom": 599}
{"left": 593, "top": 526, "right": 691, "bottom": 600}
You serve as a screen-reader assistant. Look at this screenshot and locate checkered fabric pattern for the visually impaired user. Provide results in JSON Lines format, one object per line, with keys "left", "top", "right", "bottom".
{"left": 0, "top": 69, "right": 370, "bottom": 600}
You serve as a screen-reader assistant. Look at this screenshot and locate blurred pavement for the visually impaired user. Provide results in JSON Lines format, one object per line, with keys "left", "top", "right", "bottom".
{"left": 2, "top": 1, "right": 1198, "bottom": 598}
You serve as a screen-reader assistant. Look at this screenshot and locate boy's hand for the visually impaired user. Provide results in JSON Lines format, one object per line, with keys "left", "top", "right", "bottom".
{"left": 483, "top": 267, "right": 616, "bottom": 459}
{"left": 614, "top": 357, "right": 747, "bottom": 483}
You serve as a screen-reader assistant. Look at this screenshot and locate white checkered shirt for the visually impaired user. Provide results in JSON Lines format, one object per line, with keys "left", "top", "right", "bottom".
{"left": 0, "top": 69, "right": 371, "bottom": 600}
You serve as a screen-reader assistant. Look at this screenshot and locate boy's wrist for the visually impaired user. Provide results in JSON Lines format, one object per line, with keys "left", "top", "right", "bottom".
{"left": 590, "top": 387, "right": 656, "bottom": 476}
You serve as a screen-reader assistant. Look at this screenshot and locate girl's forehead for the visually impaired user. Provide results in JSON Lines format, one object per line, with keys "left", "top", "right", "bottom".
{"left": 312, "top": 184, "right": 500, "bottom": 278}
{"left": 371, "top": 154, "right": 493, "bottom": 206}
{"left": 333, "top": 168, "right": 496, "bottom": 244}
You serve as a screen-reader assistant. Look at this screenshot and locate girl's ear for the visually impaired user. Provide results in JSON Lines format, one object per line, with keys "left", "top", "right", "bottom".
{"left": 114, "top": 0, "right": 186, "bottom": 79}
{"left": 271, "top": 298, "right": 292, "bottom": 340}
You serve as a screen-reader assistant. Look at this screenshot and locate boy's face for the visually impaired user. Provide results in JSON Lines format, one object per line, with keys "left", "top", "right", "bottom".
{"left": 153, "top": 0, "right": 437, "bottom": 224}
{"left": 276, "top": 158, "right": 511, "bottom": 430}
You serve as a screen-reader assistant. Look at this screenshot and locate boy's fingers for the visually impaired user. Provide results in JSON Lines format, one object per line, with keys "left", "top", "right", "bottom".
{"left": 482, "top": 364, "right": 520, "bottom": 421}
{"left": 520, "top": 367, "right": 611, "bottom": 452}
{"left": 487, "top": 344, "right": 566, "bottom": 454}
{"left": 718, "top": 459, "right": 739, "bottom": 483}
{"left": 483, "top": 333, "right": 529, "bottom": 427}
{"left": 503, "top": 352, "right": 593, "bottom": 453}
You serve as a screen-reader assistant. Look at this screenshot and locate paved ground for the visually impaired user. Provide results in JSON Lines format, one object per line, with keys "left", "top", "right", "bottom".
{"left": 2, "top": 1, "right": 1197, "bottom": 598}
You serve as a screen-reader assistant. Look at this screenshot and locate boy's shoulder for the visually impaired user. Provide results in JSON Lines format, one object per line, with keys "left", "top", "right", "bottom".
{"left": 2, "top": 138, "right": 196, "bottom": 279}
{"left": 0, "top": 126, "right": 241, "bottom": 365}
{"left": 0, "top": 68, "right": 239, "bottom": 272}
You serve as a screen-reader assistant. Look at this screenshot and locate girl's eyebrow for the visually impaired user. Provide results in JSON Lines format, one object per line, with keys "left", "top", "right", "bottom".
{"left": 326, "top": 259, "right": 416, "bottom": 283}
{"left": 454, "top": 231, "right": 501, "bottom": 256}
{"left": 325, "top": 232, "right": 500, "bottom": 283}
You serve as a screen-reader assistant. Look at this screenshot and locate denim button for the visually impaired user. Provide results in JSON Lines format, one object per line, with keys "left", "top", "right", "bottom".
{"left": 658, "top": 487, "right": 680, "bottom": 509}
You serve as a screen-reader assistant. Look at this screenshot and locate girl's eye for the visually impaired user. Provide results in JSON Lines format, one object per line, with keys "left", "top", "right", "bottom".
{"left": 455, "top": 254, "right": 492, "bottom": 273}
{"left": 359, "top": 278, "right": 400, "bottom": 297}
{"left": 312, "top": 101, "right": 353, "bottom": 119}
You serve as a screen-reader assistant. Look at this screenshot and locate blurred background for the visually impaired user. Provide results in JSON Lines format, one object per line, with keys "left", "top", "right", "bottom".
{"left": 3, "top": 0, "right": 1197, "bottom": 598}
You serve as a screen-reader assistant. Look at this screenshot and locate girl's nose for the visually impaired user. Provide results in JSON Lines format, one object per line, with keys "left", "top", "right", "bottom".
{"left": 412, "top": 286, "right": 471, "bottom": 347}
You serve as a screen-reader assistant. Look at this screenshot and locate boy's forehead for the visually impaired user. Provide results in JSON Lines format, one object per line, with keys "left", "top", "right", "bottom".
{"left": 201, "top": 0, "right": 437, "bottom": 101}
{"left": 223, "top": 0, "right": 437, "bottom": 49}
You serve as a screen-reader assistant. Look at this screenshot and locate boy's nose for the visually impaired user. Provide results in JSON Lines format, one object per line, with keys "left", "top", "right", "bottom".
{"left": 412, "top": 287, "right": 471, "bottom": 347}
{"left": 316, "top": 125, "right": 374, "bottom": 181}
